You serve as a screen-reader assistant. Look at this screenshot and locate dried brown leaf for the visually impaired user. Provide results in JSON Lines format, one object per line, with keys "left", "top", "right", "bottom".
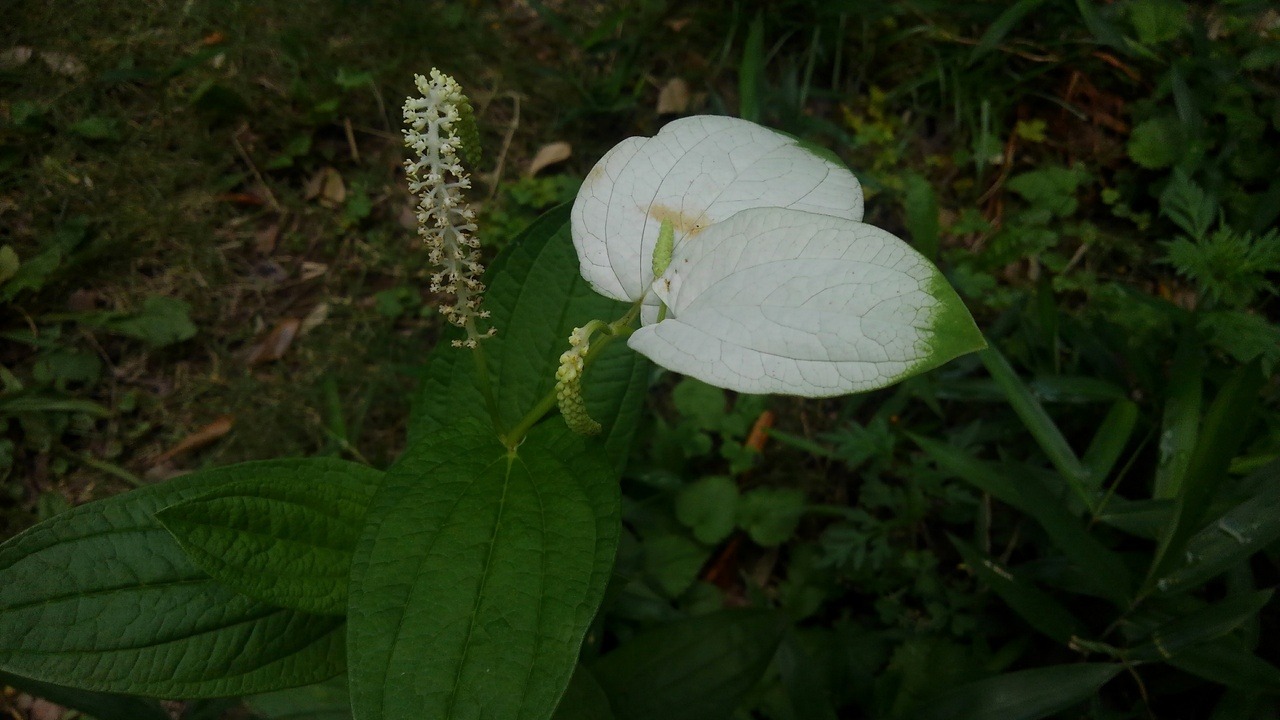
{"left": 525, "top": 141, "right": 572, "bottom": 177}
{"left": 0, "top": 46, "right": 33, "bottom": 70}
{"left": 153, "top": 415, "right": 234, "bottom": 466}
{"left": 39, "top": 51, "right": 86, "bottom": 77}
{"left": 244, "top": 317, "right": 301, "bottom": 365}
{"left": 299, "top": 302, "right": 329, "bottom": 336}
{"left": 657, "top": 78, "right": 691, "bottom": 115}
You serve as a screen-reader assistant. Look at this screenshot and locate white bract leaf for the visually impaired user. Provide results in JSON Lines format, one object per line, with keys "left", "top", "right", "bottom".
{"left": 627, "top": 208, "right": 984, "bottom": 397}
{"left": 571, "top": 115, "right": 863, "bottom": 307}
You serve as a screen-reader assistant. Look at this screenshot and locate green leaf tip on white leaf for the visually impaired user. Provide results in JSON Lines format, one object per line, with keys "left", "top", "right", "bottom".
{"left": 626, "top": 207, "right": 984, "bottom": 397}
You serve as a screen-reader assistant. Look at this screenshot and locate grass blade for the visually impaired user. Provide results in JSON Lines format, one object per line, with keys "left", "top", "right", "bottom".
{"left": 979, "top": 345, "right": 1092, "bottom": 509}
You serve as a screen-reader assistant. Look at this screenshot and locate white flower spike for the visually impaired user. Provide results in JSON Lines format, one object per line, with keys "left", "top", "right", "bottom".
{"left": 571, "top": 115, "right": 864, "bottom": 318}
{"left": 571, "top": 115, "right": 984, "bottom": 397}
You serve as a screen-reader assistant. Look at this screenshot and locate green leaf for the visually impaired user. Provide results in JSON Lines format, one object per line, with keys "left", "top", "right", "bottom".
{"left": 1157, "top": 459, "right": 1280, "bottom": 592}
{"left": 1159, "top": 170, "right": 1218, "bottom": 241}
{"left": 1006, "top": 165, "right": 1090, "bottom": 218}
{"left": 739, "top": 13, "right": 764, "bottom": 122}
{"left": 909, "top": 663, "right": 1122, "bottom": 720}
{"left": 1127, "top": 0, "right": 1188, "bottom": 45}
{"left": 968, "top": 0, "right": 1050, "bottom": 63}
{"left": 1129, "top": 589, "right": 1273, "bottom": 663}
{"left": 1153, "top": 331, "right": 1203, "bottom": 499}
{"left": 69, "top": 116, "right": 122, "bottom": 141}
{"left": 0, "top": 671, "right": 171, "bottom": 720}
{"left": 1082, "top": 399, "right": 1138, "bottom": 486}
{"left": 1147, "top": 364, "right": 1263, "bottom": 590}
{"left": 591, "top": 610, "right": 785, "bottom": 720}
{"left": 89, "top": 296, "right": 198, "bottom": 348}
{"left": 736, "top": 487, "right": 804, "bottom": 547}
{"left": 0, "top": 221, "right": 88, "bottom": 301}
{"left": 551, "top": 665, "right": 615, "bottom": 720}
{"left": 675, "top": 476, "right": 739, "bottom": 544}
{"left": 1127, "top": 116, "right": 1185, "bottom": 169}
{"left": 348, "top": 420, "right": 618, "bottom": 720}
{"left": 0, "top": 461, "right": 346, "bottom": 697}
{"left": 409, "top": 204, "right": 649, "bottom": 474}
{"left": 156, "top": 459, "right": 382, "bottom": 615}
{"left": 247, "top": 676, "right": 352, "bottom": 720}
{"left": 0, "top": 245, "right": 18, "bottom": 285}
{"left": 902, "top": 172, "right": 940, "bottom": 259}
{"left": 978, "top": 346, "right": 1092, "bottom": 507}
{"left": 949, "top": 535, "right": 1083, "bottom": 644}
{"left": 643, "top": 533, "right": 709, "bottom": 598}
{"left": 1168, "top": 638, "right": 1280, "bottom": 692}
{"left": 0, "top": 394, "right": 110, "bottom": 416}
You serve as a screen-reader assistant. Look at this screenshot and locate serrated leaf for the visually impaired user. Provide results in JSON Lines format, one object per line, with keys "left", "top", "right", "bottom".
{"left": 348, "top": 420, "right": 618, "bottom": 720}
{"left": 571, "top": 115, "right": 863, "bottom": 307}
{"left": 909, "top": 663, "right": 1122, "bottom": 720}
{"left": 630, "top": 208, "right": 984, "bottom": 396}
{"left": 0, "top": 461, "right": 346, "bottom": 697}
{"left": 156, "top": 459, "right": 382, "bottom": 615}
{"left": 591, "top": 610, "right": 785, "bottom": 720}
{"left": 675, "top": 476, "right": 739, "bottom": 544}
{"left": 409, "top": 204, "right": 648, "bottom": 473}
{"left": 736, "top": 487, "right": 804, "bottom": 547}
{"left": 1128, "top": 116, "right": 1185, "bottom": 169}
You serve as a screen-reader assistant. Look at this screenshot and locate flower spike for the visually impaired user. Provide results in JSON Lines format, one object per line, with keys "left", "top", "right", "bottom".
{"left": 403, "top": 69, "right": 493, "bottom": 348}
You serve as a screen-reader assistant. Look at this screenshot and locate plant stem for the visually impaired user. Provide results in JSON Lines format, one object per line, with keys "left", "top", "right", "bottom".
{"left": 470, "top": 338, "right": 506, "bottom": 437}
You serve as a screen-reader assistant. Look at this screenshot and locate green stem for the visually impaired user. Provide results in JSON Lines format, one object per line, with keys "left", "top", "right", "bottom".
{"left": 470, "top": 339, "right": 506, "bottom": 437}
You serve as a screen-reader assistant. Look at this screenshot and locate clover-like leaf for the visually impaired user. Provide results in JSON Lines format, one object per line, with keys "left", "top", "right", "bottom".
{"left": 571, "top": 115, "right": 863, "bottom": 311}
{"left": 627, "top": 207, "right": 984, "bottom": 396}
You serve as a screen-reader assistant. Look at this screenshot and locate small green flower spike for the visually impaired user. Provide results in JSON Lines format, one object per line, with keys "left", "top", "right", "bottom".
{"left": 555, "top": 325, "right": 602, "bottom": 435}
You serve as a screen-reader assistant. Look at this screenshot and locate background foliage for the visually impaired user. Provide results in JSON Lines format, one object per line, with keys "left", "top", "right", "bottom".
{"left": 2, "top": 0, "right": 1277, "bottom": 718}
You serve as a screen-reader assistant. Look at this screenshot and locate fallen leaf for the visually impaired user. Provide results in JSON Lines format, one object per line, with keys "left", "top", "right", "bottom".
{"left": 299, "top": 260, "right": 328, "bottom": 281}
{"left": 0, "top": 46, "right": 33, "bottom": 70}
{"left": 299, "top": 302, "right": 329, "bottom": 335}
{"left": 202, "top": 31, "right": 227, "bottom": 46}
{"left": 525, "top": 141, "right": 572, "bottom": 177}
{"left": 254, "top": 222, "right": 280, "bottom": 254}
{"left": 744, "top": 410, "right": 775, "bottom": 452}
{"left": 666, "top": 17, "right": 692, "bottom": 32}
{"left": 153, "top": 415, "right": 234, "bottom": 466}
{"left": 244, "top": 318, "right": 301, "bottom": 365}
{"left": 39, "top": 51, "right": 86, "bottom": 77}
{"left": 656, "top": 77, "right": 691, "bottom": 115}
{"left": 305, "top": 167, "right": 346, "bottom": 206}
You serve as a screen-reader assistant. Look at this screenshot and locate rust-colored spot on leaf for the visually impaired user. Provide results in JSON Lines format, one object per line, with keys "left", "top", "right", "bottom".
{"left": 648, "top": 203, "right": 710, "bottom": 237}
